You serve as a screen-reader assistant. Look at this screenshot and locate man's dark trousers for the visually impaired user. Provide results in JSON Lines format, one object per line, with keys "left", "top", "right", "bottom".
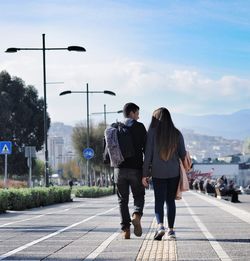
{"left": 114, "top": 168, "right": 145, "bottom": 231}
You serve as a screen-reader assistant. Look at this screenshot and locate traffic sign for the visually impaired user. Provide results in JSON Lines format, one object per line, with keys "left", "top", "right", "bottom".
{"left": 25, "top": 146, "right": 36, "bottom": 158}
{"left": 83, "top": 147, "right": 94, "bottom": 160}
{"left": 0, "top": 141, "right": 12, "bottom": 155}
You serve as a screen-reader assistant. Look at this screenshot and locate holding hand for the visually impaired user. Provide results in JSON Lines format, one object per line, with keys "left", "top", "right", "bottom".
{"left": 142, "top": 177, "right": 149, "bottom": 188}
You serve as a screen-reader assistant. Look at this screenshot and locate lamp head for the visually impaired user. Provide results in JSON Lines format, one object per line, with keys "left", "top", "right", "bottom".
{"left": 59, "top": 90, "right": 72, "bottom": 96}
{"left": 104, "top": 90, "right": 116, "bottom": 96}
{"left": 5, "top": 48, "right": 20, "bottom": 53}
{"left": 67, "top": 46, "right": 86, "bottom": 52}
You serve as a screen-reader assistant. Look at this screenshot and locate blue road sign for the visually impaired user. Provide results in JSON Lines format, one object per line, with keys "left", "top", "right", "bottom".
{"left": 83, "top": 147, "right": 94, "bottom": 160}
{"left": 0, "top": 141, "right": 12, "bottom": 155}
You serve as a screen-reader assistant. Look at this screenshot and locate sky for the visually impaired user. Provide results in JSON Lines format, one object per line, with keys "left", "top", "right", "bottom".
{"left": 1, "top": 0, "right": 250, "bottom": 127}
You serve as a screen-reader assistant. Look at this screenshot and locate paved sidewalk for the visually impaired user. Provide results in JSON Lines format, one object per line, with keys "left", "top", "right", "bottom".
{"left": 84, "top": 191, "right": 250, "bottom": 261}
{"left": 175, "top": 191, "right": 250, "bottom": 261}
{"left": 0, "top": 190, "right": 249, "bottom": 260}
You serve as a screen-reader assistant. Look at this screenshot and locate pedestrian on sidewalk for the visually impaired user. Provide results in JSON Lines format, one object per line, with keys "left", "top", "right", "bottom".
{"left": 69, "top": 179, "right": 73, "bottom": 190}
{"left": 228, "top": 180, "right": 241, "bottom": 203}
{"left": 142, "top": 107, "right": 187, "bottom": 240}
{"left": 104, "top": 102, "right": 147, "bottom": 239}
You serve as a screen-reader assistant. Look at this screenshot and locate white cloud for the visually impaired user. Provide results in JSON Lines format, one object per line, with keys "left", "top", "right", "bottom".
{"left": 1, "top": 0, "right": 250, "bottom": 125}
{"left": 2, "top": 51, "right": 250, "bottom": 123}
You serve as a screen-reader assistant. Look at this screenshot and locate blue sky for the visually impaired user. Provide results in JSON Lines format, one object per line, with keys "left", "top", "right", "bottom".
{"left": 1, "top": 0, "right": 250, "bottom": 127}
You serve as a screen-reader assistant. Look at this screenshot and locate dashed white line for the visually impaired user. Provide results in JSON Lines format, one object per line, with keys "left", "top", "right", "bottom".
{"left": 183, "top": 197, "right": 232, "bottom": 261}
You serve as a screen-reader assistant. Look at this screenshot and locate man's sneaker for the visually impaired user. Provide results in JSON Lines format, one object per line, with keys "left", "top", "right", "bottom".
{"left": 167, "top": 230, "right": 176, "bottom": 239}
{"left": 131, "top": 213, "right": 142, "bottom": 237}
{"left": 154, "top": 226, "right": 165, "bottom": 241}
{"left": 122, "top": 228, "right": 130, "bottom": 239}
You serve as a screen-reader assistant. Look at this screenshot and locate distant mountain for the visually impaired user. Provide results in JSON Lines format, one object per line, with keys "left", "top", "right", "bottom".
{"left": 172, "top": 109, "right": 250, "bottom": 140}
{"left": 48, "top": 119, "right": 244, "bottom": 161}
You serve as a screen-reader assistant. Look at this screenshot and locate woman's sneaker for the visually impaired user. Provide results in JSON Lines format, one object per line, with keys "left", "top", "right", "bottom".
{"left": 167, "top": 230, "right": 176, "bottom": 239}
{"left": 154, "top": 226, "right": 165, "bottom": 241}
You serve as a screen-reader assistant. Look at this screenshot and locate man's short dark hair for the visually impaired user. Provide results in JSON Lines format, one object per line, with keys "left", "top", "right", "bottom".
{"left": 123, "top": 102, "right": 139, "bottom": 117}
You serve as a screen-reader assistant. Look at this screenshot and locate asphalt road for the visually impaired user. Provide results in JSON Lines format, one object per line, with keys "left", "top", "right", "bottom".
{"left": 0, "top": 190, "right": 249, "bottom": 261}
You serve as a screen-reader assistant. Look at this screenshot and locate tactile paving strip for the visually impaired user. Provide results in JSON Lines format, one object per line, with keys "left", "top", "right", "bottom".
{"left": 136, "top": 219, "right": 177, "bottom": 261}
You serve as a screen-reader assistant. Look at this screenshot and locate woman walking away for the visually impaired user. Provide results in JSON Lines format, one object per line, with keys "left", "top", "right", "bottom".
{"left": 142, "top": 107, "right": 187, "bottom": 240}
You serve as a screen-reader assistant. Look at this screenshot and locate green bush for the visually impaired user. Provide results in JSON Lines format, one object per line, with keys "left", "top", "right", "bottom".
{"left": 75, "top": 186, "right": 113, "bottom": 198}
{"left": 0, "top": 190, "right": 9, "bottom": 213}
{"left": 7, "top": 189, "right": 27, "bottom": 210}
{"left": 0, "top": 186, "right": 72, "bottom": 212}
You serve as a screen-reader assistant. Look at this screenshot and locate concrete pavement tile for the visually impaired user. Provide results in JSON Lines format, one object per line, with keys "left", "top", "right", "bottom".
{"left": 96, "top": 251, "right": 138, "bottom": 261}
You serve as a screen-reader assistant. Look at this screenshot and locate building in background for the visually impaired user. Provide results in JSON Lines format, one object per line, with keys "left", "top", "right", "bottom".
{"left": 49, "top": 136, "right": 64, "bottom": 171}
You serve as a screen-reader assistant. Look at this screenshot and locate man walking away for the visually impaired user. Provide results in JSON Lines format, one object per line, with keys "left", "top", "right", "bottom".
{"left": 108, "top": 102, "right": 147, "bottom": 239}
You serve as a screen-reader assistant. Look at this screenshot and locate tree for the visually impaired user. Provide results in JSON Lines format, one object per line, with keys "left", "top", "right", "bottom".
{"left": 59, "top": 160, "right": 80, "bottom": 181}
{"left": 32, "top": 159, "right": 45, "bottom": 181}
{"left": 0, "top": 71, "right": 50, "bottom": 177}
{"left": 71, "top": 121, "right": 109, "bottom": 181}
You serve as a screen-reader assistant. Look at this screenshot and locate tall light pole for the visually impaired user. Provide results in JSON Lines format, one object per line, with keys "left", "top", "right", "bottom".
{"left": 5, "top": 34, "right": 86, "bottom": 187}
{"left": 59, "top": 83, "right": 116, "bottom": 186}
{"left": 91, "top": 104, "right": 122, "bottom": 128}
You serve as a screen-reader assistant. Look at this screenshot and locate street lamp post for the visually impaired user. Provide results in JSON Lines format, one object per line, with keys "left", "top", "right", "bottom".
{"left": 5, "top": 34, "right": 86, "bottom": 187}
{"left": 91, "top": 104, "right": 123, "bottom": 128}
{"left": 59, "top": 83, "right": 116, "bottom": 186}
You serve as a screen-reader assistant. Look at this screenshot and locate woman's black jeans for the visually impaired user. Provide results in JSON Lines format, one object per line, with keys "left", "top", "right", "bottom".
{"left": 115, "top": 168, "right": 145, "bottom": 231}
{"left": 152, "top": 176, "right": 179, "bottom": 229}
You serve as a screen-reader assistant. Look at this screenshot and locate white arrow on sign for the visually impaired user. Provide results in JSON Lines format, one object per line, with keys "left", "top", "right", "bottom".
{"left": 1, "top": 145, "right": 9, "bottom": 154}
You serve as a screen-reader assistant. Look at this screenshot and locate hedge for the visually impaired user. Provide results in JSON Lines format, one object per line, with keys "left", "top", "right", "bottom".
{"left": 0, "top": 187, "right": 72, "bottom": 212}
{"left": 0, "top": 189, "right": 9, "bottom": 213}
{"left": 74, "top": 186, "right": 113, "bottom": 198}
{"left": 0, "top": 186, "right": 114, "bottom": 213}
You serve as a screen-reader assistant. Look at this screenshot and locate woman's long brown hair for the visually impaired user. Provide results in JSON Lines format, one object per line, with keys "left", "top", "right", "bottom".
{"left": 149, "top": 107, "right": 180, "bottom": 161}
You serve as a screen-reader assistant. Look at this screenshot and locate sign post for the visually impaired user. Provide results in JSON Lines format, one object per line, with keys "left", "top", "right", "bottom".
{"left": 4, "top": 154, "right": 7, "bottom": 188}
{"left": 0, "top": 141, "right": 12, "bottom": 188}
{"left": 83, "top": 148, "right": 94, "bottom": 186}
{"left": 25, "top": 146, "right": 36, "bottom": 187}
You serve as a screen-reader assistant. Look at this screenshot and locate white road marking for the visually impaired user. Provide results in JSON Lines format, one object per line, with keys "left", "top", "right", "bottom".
{"left": 0, "top": 206, "right": 117, "bottom": 260}
{"left": 84, "top": 232, "right": 120, "bottom": 260}
{"left": 83, "top": 200, "right": 154, "bottom": 261}
{"left": 183, "top": 197, "right": 232, "bottom": 261}
{"left": 0, "top": 208, "right": 70, "bottom": 228}
{"left": 0, "top": 192, "right": 154, "bottom": 260}
{"left": 190, "top": 191, "right": 250, "bottom": 224}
